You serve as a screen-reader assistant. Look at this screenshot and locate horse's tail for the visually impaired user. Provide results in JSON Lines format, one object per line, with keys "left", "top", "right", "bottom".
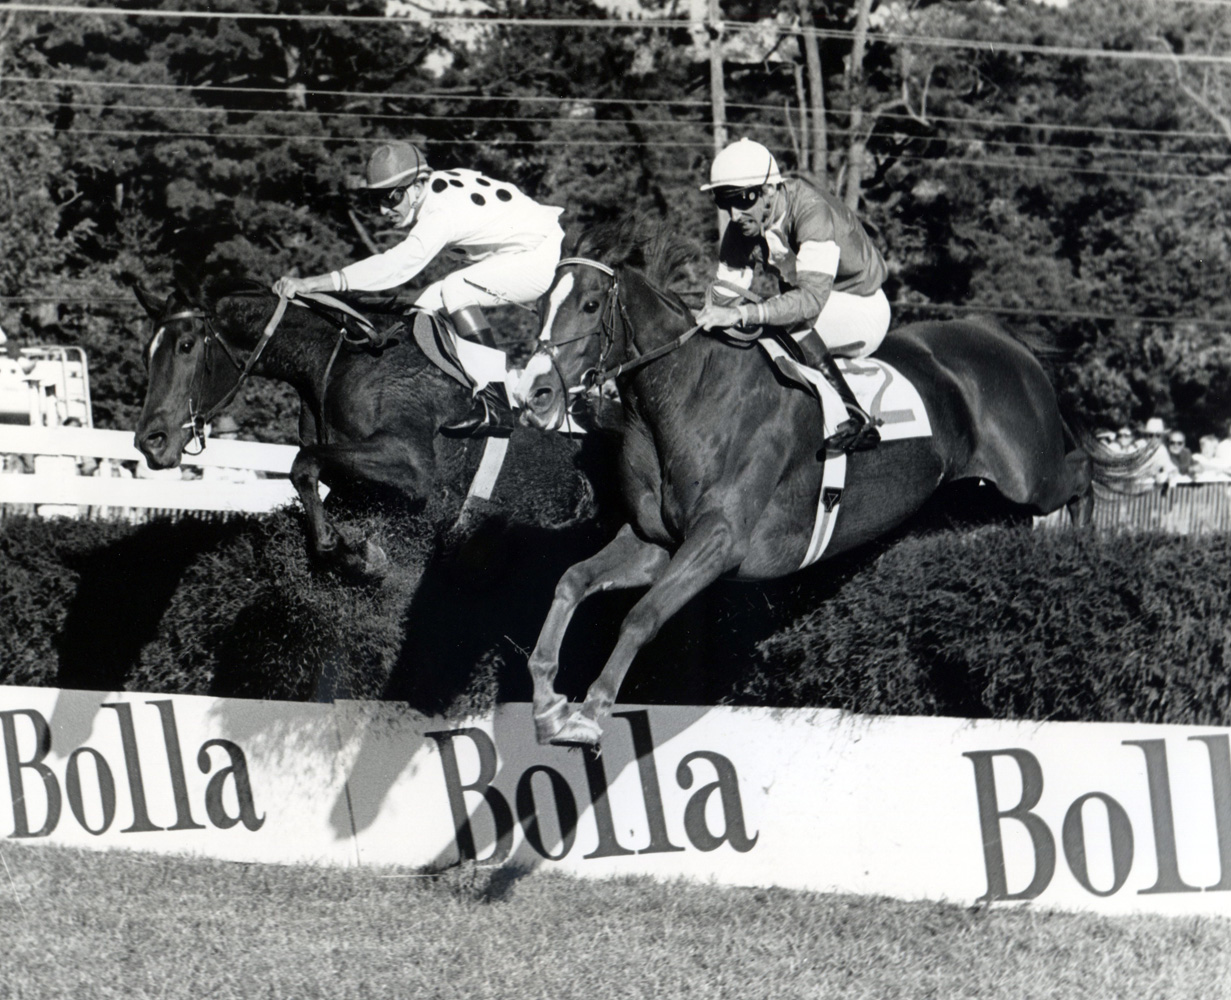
{"left": 968, "top": 314, "right": 1151, "bottom": 491}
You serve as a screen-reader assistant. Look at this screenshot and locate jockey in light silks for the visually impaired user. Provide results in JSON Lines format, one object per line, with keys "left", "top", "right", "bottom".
{"left": 693, "top": 138, "right": 891, "bottom": 453}
{"left": 273, "top": 141, "right": 565, "bottom": 438}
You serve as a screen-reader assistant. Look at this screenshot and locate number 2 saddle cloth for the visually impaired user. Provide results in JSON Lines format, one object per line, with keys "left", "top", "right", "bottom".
{"left": 759, "top": 337, "right": 933, "bottom": 569}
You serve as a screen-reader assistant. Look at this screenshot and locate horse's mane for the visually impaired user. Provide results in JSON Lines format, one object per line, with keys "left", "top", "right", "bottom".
{"left": 199, "top": 275, "right": 409, "bottom": 321}
{"left": 202, "top": 276, "right": 269, "bottom": 303}
{"left": 568, "top": 214, "right": 701, "bottom": 292}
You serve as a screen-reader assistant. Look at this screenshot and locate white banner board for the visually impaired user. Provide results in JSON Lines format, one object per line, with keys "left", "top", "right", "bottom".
{"left": 1, "top": 685, "right": 1228, "bottom": 916}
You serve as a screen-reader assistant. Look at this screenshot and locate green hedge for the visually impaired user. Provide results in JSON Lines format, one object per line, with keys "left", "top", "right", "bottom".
{"left": 2, "top": 513, "right": 1229, "bottom": 727}
{"left": 749, "top": 528, "right": 1231, "bottom": 726}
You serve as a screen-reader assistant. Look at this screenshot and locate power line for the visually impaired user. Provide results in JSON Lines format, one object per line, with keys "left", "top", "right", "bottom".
{"left": 7, "top": 75, "right": 1231, "bottom": 146}
{"left": 890, "top": 153, "right": 1229, "bottom": 184}
{"left": 5, "top": 97, "right": 1227, "bottom": 167}
{"left": 0, "top": 293, "right": 1224, "bottom": 328}
{"left": 6, "top": 93, "right": 1231, "bottom": 149}
{"left": 1, "top": 121, "right": 1226, "bottom": 184}
{"left": 3, "top": 4, "right": 1231, "bottom": 66}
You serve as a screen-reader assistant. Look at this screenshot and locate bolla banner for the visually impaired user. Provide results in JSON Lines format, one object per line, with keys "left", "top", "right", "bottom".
{"left": 0, "top": 685, "right": 1228, "bottom": 916}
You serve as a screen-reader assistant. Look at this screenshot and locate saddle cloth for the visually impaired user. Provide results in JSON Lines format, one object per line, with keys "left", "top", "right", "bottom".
{"left": 758, "top": 338, "right": 933, "bottom": 568}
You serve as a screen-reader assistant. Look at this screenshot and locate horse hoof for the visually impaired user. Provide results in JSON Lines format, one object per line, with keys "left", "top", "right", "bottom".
{"left": 363, "top": 539, "right": 390, "bottom": 576}
{"left": 534, "top": 697, "right": 569, "bottom": 745}
{"left": 549, "top": 712, "right": 602, "bottom": 749}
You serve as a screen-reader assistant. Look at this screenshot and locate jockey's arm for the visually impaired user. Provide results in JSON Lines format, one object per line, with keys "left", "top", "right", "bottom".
{"left": 744, "top": 240, "right": 839, "bottom": 328}
{"left": 273, "top": 216, "right": 450, "bottom": 297}
{"left": 696, "top": 232, "right": 840, "bottom": 331}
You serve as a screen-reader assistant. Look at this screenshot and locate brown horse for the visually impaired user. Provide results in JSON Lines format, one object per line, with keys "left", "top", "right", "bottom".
{"left": 132, "top": 280, "right": 605, "bottom": 577}
{"left": 518, "top": 221, "right": 1122, "bottom": 747}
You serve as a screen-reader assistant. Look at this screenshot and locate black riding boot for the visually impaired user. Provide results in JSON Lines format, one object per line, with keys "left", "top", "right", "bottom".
{"left": 795, "top": 331, "right": 881, "bottom": 454}
{"left": 441, "top": 383, "right": 516, "bottom": 438}
{"left": 439, "top": 305, "right": 515, "bottom": 437}
{"left": 449, "top": 305, "right": 497, "bottom": 349}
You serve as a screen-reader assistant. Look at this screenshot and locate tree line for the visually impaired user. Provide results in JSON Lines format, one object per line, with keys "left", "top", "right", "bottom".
{"left": 0, "top": 0, "right": 1227, "bottom": 442}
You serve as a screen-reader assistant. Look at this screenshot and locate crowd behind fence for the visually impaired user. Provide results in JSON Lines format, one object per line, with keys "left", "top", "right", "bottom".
{"left": 1034, "top": 480, "right": 1231, "bottom": 533}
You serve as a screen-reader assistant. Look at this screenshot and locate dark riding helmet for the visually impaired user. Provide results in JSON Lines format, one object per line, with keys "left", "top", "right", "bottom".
{"left": 365, "top": 141, "right": 432, "bottom": 189}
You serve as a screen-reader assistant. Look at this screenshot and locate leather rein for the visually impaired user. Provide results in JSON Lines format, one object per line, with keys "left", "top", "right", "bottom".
{"left": 161, "top": 290, "right": 378, "bottom": 453}
{"left": 544, "top": 257, "right": 760, "bottom": 391}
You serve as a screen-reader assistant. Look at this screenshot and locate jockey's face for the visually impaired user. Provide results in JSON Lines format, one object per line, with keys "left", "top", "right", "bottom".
{"left": 720, "top": 183, "right": 777, "bottom": 236}
{"left": 383, "top": 180, "right": 427, "bottom": 227}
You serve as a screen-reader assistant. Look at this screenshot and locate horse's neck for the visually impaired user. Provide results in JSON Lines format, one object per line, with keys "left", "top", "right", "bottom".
{"left": 223, "top": 299, "right": 340, "bottom": 398}
{"left": 619, "top": 274, "right": 706, "bottom": 407}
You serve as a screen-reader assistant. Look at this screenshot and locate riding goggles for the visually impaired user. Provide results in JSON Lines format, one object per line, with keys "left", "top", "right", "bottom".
{"left": 368, "top": 185, "right": 410, "bottom": 210}
{"left": 712, "top": 186, "right": 761, "bottom": 212}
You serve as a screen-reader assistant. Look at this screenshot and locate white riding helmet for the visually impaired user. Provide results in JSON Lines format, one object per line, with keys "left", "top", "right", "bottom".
{"left": 365, "top": 141, "right": 432, "bottom": 189}
{"left": 700, "top": 138, "right": 782, "bottom": 191}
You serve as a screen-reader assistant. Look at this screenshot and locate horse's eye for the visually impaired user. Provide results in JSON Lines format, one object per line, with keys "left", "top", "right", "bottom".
{"left": 582, "top": 300, "right": 600, "bottom": 314}
{"left": 178, "top": 338, "right": 195, "bottom": 355}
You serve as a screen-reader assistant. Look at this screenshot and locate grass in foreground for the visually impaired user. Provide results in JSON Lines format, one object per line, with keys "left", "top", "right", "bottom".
{"left": 0, "top": 844, "right": 1227, "bottom": 1000}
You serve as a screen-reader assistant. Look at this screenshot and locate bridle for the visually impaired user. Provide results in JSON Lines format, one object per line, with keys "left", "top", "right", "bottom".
{"left": 538, "top": 257, "right": 706, "bottom": 393}
{"left": 151, "top": 296, "right": 288, "bottom": 454}
{"left": 152, "top": 290, "right": 379, "bottom": 453}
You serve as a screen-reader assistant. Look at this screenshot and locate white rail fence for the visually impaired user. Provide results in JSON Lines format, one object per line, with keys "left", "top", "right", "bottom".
{"left": 6, "top": 424, "right": 1231, "bottom": 532}
{"left": 1036, "top": 480, "right": 1231, "bottom": 534}
{"left": 0, "top": 425, "right": 319, "bottom": 522}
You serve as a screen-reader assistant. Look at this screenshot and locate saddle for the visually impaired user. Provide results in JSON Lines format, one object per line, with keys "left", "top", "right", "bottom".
{"left": 299, "top": 290, "right": 471, "bottom": 387}
{"left": 408, "top": 310, "right": 471, "bottom": 389}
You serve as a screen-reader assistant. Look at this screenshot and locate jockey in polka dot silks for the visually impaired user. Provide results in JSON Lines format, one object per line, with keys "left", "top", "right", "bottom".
{"left": 693, "top": 138, "right": 891, "bottom": 453}
{"left": 274, "top": 141, "right": 566, "bottom": 437}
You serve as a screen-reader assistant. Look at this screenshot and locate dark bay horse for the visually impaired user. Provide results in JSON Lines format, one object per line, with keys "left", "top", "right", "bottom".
{"left": 517, "top": 222, "right": 1122, "bottom": 747}
{"left": 132, "top": 280, "right": 607, "bottom": 577}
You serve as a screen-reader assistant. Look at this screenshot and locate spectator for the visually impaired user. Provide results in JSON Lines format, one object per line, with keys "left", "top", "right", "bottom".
{"left": 1193, "top": 433, "right": 1231, "bottom": 481}
{"left": 1094, "top": 428, "right": 1116, "bottom": 449}
{"left": 61, "top": 417, "right": 99, "bottom": 476}
{"left": 1216, "top": 418, "right": 1231, "bottom": 468}
{"left": 1113, "top": 426, "right": 1137, "bottom": 453}
{"left": 1, "top": 452, "right": 35, "bottom": 516}
{"left": 202, "top": 415, "right": 260, "bottom": 484}
{"left": 1134, "top": 417, "right": 1179, "bottom": 488}
{"left": 1165, "top": 429, "right": 1195, "bottom": 478}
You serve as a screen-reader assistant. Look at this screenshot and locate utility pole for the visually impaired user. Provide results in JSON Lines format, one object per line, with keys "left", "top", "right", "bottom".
{"left": 797, "top": 0, "right": 827, "bottom": 179}
{"left": 843, "top": 0, "right": 873, "bottom": 209}
{"left": 708, "top": 0, "right": 728, "bottom": 237}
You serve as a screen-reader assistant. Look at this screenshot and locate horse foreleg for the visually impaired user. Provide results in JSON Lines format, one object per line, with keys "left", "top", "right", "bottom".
{"left": 556, "top": 513, "right": 746, "bottom": 748}
{"left": 528, "top": 524, "right": 670, "bottom": 744}
{"left": 290, "top": 433, "right": 434, "bottom": 576}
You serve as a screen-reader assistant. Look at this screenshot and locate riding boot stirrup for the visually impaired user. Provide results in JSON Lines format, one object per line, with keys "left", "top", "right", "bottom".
{"left": 815, "top": 347, "right": 882, "bottom": 455}
{"left": 441, "top": 383, "right": 515, "bottom": 439}
{"left": 823, "top": 408, "right": 882, "bottom": 454}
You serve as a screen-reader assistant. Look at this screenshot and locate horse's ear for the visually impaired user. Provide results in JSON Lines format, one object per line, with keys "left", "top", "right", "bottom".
{"left": 122, "top": 273, "right": 167, "bottom": 320}
{"left": 171, "top": 261, "right": 204, "bottom": 307}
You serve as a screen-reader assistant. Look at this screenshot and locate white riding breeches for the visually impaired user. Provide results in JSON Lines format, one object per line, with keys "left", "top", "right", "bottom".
{"left": 414, "top": 227, "right": 564, "bottom": 397}
{"left": 812, "top": 287, "right": 891, "bottom": 359}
